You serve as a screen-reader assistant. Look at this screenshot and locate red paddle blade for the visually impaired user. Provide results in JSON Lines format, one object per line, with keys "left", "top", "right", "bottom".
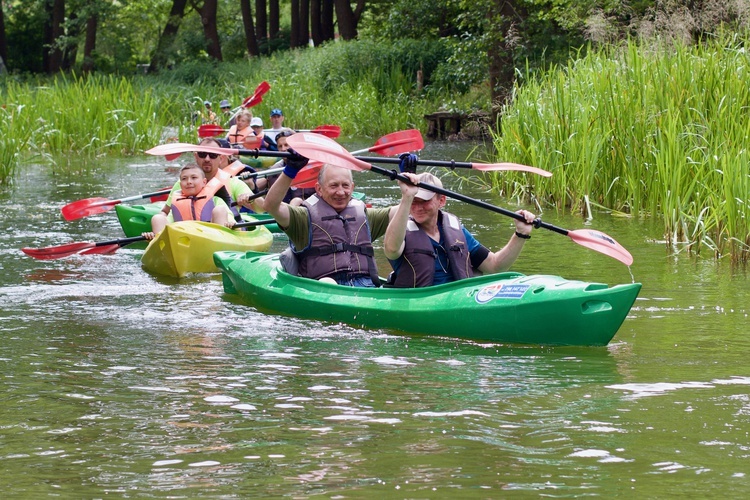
{"left": 368, "top": 129, "right": 424, "bottom": 155}
{"left": 79, "top": 244, "right": 121, "bottom": 255}
{"left": 61, "top": 198, "right": 118, "bottom": 221}
{"left": 242, "top": 135, "right": 263, "bottom": 149}
{"left": 22, "top": 242, "right": 96, "bottom": 260}
{"left": 568, "top": 229, "right": 634, "bottom": 266}
{"left": 150, "top": 192, "right": 169, "bottom": 202}
{"left": 310, "top": 125, "right": 341, "bottom": 138}
{"left": 471, "top": 162, "right": 553, "bottom": 177}
{"left": 287, "top": 133, "right": 372, "bottom": 172}
{"left": 242, "top": 81, "right": 271, "bottom": 108}
{"left": 290, "top": 163, "right": 323, "bottom": 188}
{"left": 198, "top": 124, "right": 226, "bottom": 137}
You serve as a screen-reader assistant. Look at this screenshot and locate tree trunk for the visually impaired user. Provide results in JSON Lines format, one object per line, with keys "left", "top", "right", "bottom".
{"left": 44, "top": 0, "right": 65, "bottom": 74}
{"left": 61, "top": 11, "right": 78, "bottom": 71}
{"left": 269, "top": 0, "right": 280, "bottom": 39}
{"left": 487, "top": 0, "right": 520, "bottom": 124}
{"left": 149, "top": 0, "right": 189, "bottom": 72}
{"left": 199, "top": 0, "right": 222, "bottom": 61}
{"left": 321, "top": 0, "right": 334, "bottom": 41}
{"left": 299, "top": 0, "right": 309, "bottom": 47}
{"left": 241, "top": 0, "right": 259, "bottom": 57}
{"left": 0, "top": 1, "right": 8, "bottom": 73}
{"left": 310, "top": 0, "right": 321, "bottom": 46}
{"left": 334, "top": 0, "right": 364, "bottom": 40}
{"left": 290, "top": 0, "right": 300, "bottom": 48}
{"left": 82, "top": 13, "right": 98, "bottom": 73}
{"left": 255, "top": 0, "right": 267, "bottom": 40}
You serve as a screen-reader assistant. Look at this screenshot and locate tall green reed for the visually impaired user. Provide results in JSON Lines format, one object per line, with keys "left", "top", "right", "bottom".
{"left": 492, "top": 33, "right": 750, "bottom": 262}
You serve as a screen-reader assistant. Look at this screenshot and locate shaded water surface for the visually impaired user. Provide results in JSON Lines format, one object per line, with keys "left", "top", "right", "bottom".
{"left": 1, "top": 141, "right": 749, "bottom": 497}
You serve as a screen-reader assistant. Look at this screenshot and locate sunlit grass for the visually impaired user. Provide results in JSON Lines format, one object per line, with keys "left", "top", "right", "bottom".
{"left": 491, "top": 33, "right": 750, "bottom": 262}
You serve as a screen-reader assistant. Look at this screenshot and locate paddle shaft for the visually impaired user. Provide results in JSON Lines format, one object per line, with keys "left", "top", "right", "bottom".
{"left": 359, "top": 156, "right": 482, "bottom": 170}
{"left": 369, "top": 164, "right": 562, "bottom": 234}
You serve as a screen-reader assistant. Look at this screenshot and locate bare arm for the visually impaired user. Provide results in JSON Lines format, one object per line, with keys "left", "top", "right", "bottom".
{"left": 263, "top": 172, "right": 293, "bottom": 227}
{"left": 476, "top": 210, "right": 535, "bottom": 274}
{"left": 383, "top": 173, "right": 419, "bottom": 260}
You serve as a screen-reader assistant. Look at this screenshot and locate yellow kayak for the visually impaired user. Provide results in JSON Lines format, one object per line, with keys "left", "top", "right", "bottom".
{"left": 141, "top": 221, "right": 273, "bottom": 278}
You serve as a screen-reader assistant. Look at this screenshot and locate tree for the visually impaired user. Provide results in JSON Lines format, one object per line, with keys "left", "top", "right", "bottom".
{"left": 334, "top": 0, "right": 365, "bottom": 40}
{"left": 256, "top": 0, "right": 267, "bottom": 40}
{"left": 290, "top": 0, "right": 300, "bottom": 47}
{"left": 149, "top": 0, "right": 189, "bottom": 71}
{"left": 197, "top": 0, "right": 222, "bottom": 60}
{"left": 269, "top": 0, "right": 280, "bottom": 39}
{"left": 241, "top": 0, "right": 260, "bottom": 57}
{"left": 0, "top": 2, "right": 8, "bottom": 73}
{"left": 44, "top": 0, "right": 66, "bottom": 73}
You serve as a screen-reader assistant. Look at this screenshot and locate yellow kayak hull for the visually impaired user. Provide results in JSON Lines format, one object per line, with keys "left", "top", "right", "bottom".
{"left": 141, "top": 221, "right": 273, "bottom": 278}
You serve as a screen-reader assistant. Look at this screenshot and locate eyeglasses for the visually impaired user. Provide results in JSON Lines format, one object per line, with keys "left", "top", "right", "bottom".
{"left": 196, "top": 152, "right": 220, "bottom": 159}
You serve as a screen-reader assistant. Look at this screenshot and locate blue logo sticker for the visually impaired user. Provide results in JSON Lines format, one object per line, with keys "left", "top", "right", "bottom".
{"left": 475, "top": 283, "right": 530, "bottom": 304}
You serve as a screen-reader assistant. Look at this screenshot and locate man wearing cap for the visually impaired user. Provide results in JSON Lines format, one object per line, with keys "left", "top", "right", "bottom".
{"left": 266, "top": 108, "right": 285, "bottom": 146}
{"left": 383, "top": 172, "right": 536, "bottom": 288}
{"left": 219, "top": 100, "right": 236, "bottom": 127}
{"left": 250, "top": 117, "right": 277, "bottom": 151}
{"left": 264, "top": 159, "right": 397, "bottom": 287}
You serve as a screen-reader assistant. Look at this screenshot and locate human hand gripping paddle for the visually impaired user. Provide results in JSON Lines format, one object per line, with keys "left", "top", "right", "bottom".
{"left": 285, "top": 133, "right": 633, "bottom": 266}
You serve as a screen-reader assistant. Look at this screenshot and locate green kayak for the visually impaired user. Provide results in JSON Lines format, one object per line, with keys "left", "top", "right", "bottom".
{"left": 114, "top": 192, "right": 368, "bottom": 238}
{"left": 214, "top": 251, "right": 641, "bottom": 346}
{"left": 114, "top": 203, "right": 282, "bottom": 236}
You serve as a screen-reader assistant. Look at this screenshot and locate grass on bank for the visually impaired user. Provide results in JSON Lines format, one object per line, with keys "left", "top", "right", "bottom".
{"left": 491, "top": 33, "right": 750, "bottom": 262}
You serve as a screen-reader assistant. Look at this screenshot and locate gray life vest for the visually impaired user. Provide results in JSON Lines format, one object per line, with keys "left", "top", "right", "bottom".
{"left": 390, "top": 210, "right": 476, "bottom": 288}
{"left": 294, "top": 195, "right": 379, "bottom": 285}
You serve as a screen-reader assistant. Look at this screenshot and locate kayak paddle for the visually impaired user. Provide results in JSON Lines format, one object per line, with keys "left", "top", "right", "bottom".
{"left": 286, "top": 132, "right": 633, "bottom": 266}
{"left": 21, "top": 219, "right": 277, "bottom": 260}
{"left": 295, "top": 125, "right": 341, "bottom": 138}
{"left": 147, "top": 133, "right": 548, "bottom": 175}
{"left": 197, "top": 124, "right": 226, "bottom": 137}
{"left": 61, "top": 188, "right": 172, "bottom": 221}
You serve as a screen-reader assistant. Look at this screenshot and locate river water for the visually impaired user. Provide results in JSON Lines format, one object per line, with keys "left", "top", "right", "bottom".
{"left": 1, "top": 140, "right": 749, "bottom": 497}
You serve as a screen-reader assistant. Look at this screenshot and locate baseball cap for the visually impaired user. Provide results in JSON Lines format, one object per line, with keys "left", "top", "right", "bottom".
{"left": 414, "top": 172, "right": 443, "bottom": 201}
{"left": 250, "top": 117, "right": 264, "bottom": 127}
{"left": 204, "top": 100, "right": 211, "bottom": 106}
{"left": 219, "top": 99, "right": 230, "bottom": 108}
{"left": 270, "top": 108, "right": 283, "bottom": 117}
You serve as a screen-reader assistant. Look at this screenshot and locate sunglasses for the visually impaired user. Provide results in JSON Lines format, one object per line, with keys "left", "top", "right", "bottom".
{"left": 196, "top": 152, "right": 220, "bottom": 159}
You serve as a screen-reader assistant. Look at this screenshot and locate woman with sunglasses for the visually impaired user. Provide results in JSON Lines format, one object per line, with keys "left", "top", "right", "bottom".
{"left": 225, "top": 110, "right": 254, "bottom": 147}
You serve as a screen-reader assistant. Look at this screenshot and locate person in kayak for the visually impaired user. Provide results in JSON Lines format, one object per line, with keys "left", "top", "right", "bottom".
{"left": 249, "top": 117, "right": 278, "bottom": 151}
{"left": 265, "top": 108, "right": 285, "bottom": 146}
{"left": 219, "top": 99, "right": 236, "bottom": 127}
{"left": 264, "top": 154, "right": 395, "bottom": 287}
{"left": 160, "top": 138, "right": 265, "bottom": 220}
{"left": 226, "top": 110, "right": 253, "bottom": 147}
{"left": 142, "top": 164, "right": 233, "bottom": 240}
{"left": 254, "top": 129, "right": 314, "bottom": 206}
{"left": 383, "top": 171, "right": 536, "bottom": 288}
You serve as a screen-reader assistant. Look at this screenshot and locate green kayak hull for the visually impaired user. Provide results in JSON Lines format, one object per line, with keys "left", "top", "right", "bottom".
{"left": 115, "top": 192, "right": 368, "bottom": 238}
{"left": 214, "top": 251, "right": 641, "bottom": 346}
{"left": 142, "top": 222, "right": 273, "bottom": 278}
{"left": 115, "top": 202, "right": 282, "bottom": 236}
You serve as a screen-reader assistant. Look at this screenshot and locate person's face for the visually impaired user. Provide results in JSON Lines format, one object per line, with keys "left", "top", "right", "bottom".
{"left": 179, "top": 168, "right": 207, "bottom": 196}
{"left": 193, "top": 150, "right": 222, "bottom": 175}
{"left": 270, "top": 114, "right": 284, "bottom": 128}
{"left": 277, "top": 136, "right": 289, "bottom": 152}
{"left": 221, "top": 106, "right": 231, "bottom": 114}
{"left": 251, "top": 125, "right": 263, "bottom": 136}
{"left": 236, "top": 115, "right": 250, "bottom": 129}
{"left": 316, "top": 166, "right": 354, "bottom": 212}
{"left": 410, "top": 194, "right": 445, "bottom": 225}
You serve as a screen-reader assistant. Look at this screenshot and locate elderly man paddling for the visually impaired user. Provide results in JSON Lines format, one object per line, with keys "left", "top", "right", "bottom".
{"left": 383, "top": 172, "right": 536, "bottom": 288}
{"left": 264, "top": 154, "right": 396, "bottom": 287}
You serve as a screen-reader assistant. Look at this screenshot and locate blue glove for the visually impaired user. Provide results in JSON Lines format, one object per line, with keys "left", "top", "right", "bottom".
{"left": 399, "top": 153, "right": 418, "bottom": 174}
{"left": 283, "top": 148, "right": 309, "bottom": 178}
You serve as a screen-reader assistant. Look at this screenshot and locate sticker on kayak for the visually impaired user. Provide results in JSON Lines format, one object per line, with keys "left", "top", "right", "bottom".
{"left": 475, "top": 283, "right": 530, "bottom": 303}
